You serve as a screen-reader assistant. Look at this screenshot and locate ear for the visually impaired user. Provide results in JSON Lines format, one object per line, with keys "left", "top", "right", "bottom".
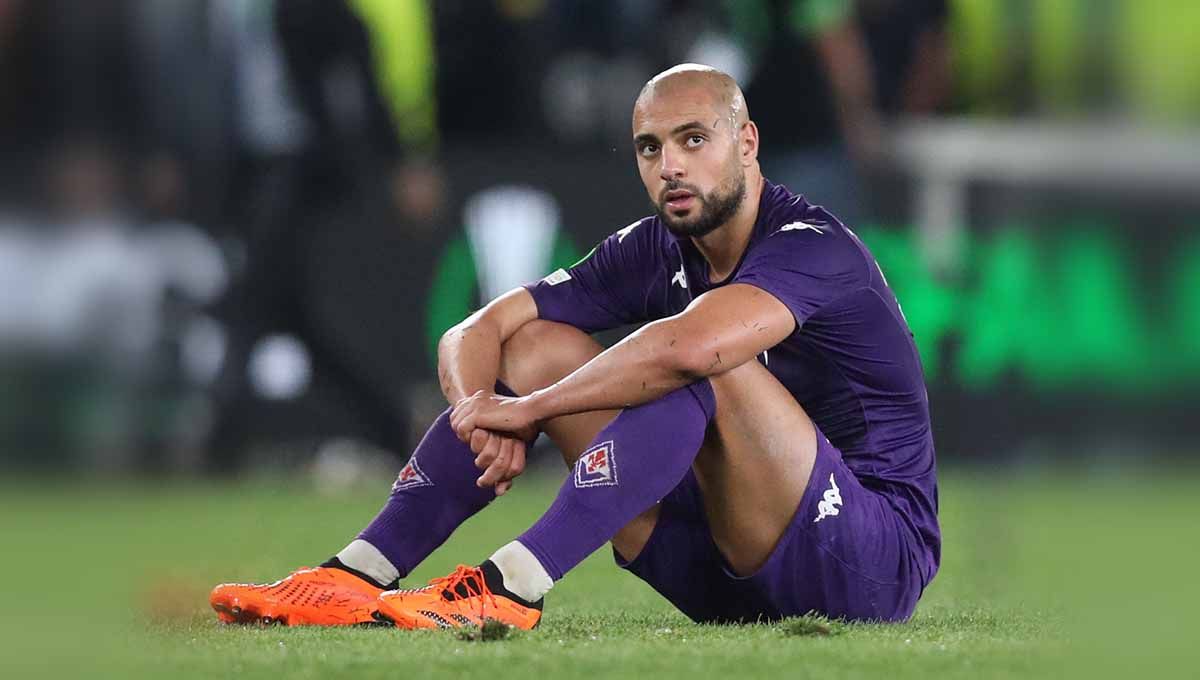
{"left": 739, "top": 121, "right": 759, "bottom": 167}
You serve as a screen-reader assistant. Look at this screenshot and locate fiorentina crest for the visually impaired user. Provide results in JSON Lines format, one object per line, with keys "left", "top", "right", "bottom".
{"left": 391, "top": 457, "right": 433, "bottom": 492}
{"left": 574, "top": 441, "right": 618, "bottom": 488}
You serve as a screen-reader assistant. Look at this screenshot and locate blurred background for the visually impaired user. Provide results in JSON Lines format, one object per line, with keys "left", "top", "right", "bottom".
{"left": 4, "top": 6, "right": 1198, "bottom": 677}
{"left": 0, "top": 0, "right": 1197, "bottom": 480}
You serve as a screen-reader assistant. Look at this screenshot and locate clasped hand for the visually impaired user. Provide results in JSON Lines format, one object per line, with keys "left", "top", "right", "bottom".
{"left": 450, "top": 390, "right": 539, "bottom": 496}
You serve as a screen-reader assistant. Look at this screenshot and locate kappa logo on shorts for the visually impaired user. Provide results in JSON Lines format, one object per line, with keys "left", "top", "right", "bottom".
{"left": 392, "top": 457, "right": 433, "bottom": 492}
{"left": 574, "top": 441, "right": 618, "bottom": 488}
{"left": 813, "top": 473, "right": 843, "bottom": 523}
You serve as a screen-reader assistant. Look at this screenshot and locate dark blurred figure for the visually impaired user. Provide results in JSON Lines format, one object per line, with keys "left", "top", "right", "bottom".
{"left": 433, "top": 1, "right": 686, "bottom": 147}
{"left": 0, "top": 0, "right": 142, "bottom": 206}
{"left": 207, "top": 0, "right": 443, "bottom": 473}
{"left": 433, "top": 0, "right": 556, "bottom": 143}
{"left": 856, "top": 0, "right": 950, "bottom": 118}
{"left": 724, "top": 0, "right": 948, "bottom": 223}
{"left": 853, "top": 0, "right": 951, "bottom": 217}
{"left": 127, "top": 0, "right": 230, "bottom": 227}
{"left": 727, "top": 0, "right": 878, "bottom": 223}
{"left": 0, "top": 0, "right": 37, "bottom": 201}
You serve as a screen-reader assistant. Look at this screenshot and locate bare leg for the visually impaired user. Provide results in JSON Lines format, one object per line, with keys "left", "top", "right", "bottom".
{"left": 693, "top": 360, "right": 817, "bottom": 575}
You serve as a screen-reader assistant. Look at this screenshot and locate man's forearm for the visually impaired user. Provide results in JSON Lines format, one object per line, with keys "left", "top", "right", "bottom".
{"left": 518, "top": 284, "right": 794, "bottom": 424}
{"left": 523, "top": 318, "right": 705, "bottom": 422}
{"left": 437, "top": 288, "right": 540, "bottom": 405}
{"left": 437, "top": 318, "right": 503, "bottom": 405}
{"left": 466, "top": 285, "right": 792, "bottom": 436}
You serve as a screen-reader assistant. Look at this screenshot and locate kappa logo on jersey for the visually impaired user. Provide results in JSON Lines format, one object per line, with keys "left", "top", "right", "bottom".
{"left": 616, "top": 220, "right": 642, "bottom": 244}
{"left": 778, "top": 221, "right": 826, "bottom": 235}
{"left": 671, "top": 264, "right": 688, "bottom": 289}
{"left": 813, "top": 473, "right": 843, "bottom": 522}
{"left": 574, "top": 441, "right": 618, "bottom": 488}
{"left": 391, "top": 457, "right": 433, "bottom": 492}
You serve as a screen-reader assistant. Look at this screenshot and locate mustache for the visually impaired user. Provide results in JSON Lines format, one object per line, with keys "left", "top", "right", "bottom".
{"left": 659, "top": 181, "right": 703, "bottom": 203}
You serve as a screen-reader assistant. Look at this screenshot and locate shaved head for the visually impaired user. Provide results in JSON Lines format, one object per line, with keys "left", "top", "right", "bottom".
{"left": 634, "top": 64, "right": 749, "bottom": 138}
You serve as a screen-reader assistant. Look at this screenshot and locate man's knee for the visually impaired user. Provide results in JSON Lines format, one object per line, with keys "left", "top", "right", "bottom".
{"left": 706, "top": 357, "right": 771, "bottom": 402}
{"left": 703, "top": 358, "right": 811, "bottom": 433}
{"left": 499, "top": 320, "right": 603, "bottom": 395}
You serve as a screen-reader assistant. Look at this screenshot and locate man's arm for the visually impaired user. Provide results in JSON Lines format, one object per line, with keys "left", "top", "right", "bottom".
{"left": 455, "top": 284, "right": 795, "bottom": 438}
{"left": 437, "top": 287, "right": 540, "bottom": 495}
{"left": 528, "top": 284, "right": 794, "bottom": 418}
{"left": 437, "top": 287, "right": 538, "bottom": 405}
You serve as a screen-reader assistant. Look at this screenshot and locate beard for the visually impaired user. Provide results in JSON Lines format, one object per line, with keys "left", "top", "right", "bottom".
{"left": 655, "top": 171, "right": 747, "bottom": 239}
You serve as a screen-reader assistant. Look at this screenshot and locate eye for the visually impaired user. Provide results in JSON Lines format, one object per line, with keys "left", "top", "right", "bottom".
{"left": 639, "top": 144, "right": 659, "bottom": 158}
{"left": 685, "top": 135, "right": 705, "bottom": 148}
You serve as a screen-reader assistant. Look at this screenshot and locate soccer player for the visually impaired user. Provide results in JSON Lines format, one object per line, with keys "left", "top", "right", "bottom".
{"left": 210, "top": 64, "right": 939, "bottom": 629}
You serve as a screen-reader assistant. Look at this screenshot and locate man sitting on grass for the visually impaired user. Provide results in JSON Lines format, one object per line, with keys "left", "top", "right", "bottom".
{"left": 210, "top": 64, "right": 939, "bottom": 629}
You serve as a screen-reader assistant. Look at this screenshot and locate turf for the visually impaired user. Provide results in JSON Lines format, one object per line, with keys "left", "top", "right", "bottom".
{"left": 1, "top": 467, "right": 1195, "bottom": 679}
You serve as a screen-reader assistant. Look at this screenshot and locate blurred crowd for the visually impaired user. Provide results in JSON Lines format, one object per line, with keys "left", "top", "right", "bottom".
{"left": 0, "top": 0, "right": 1195, "bottom": 472}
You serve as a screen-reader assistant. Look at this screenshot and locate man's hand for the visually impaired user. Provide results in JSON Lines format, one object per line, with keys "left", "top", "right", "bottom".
{"left": 465, "top": 429, "right": 526, "bottom": 496}
{"left": 452, "top": 390, "right": 540, "bottom": 495}
{"left": 451, "top": 390, "right": 539, "bottom": 442}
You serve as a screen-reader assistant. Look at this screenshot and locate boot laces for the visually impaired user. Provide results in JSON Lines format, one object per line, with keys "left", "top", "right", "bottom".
{"left": 428, "top": 565, "right": 497, "bottom": 615}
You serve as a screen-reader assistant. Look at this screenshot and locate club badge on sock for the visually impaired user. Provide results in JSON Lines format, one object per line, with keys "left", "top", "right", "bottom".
{"left": 392, "top": 457, "right": 434, "bottom": 492}
{"left": 574, "top": 441, "right": 618, "bottom": 488}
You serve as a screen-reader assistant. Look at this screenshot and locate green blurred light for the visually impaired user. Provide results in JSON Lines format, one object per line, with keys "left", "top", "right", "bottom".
{"left": 855, "top": 223, "right": 1197, "bottom": 392}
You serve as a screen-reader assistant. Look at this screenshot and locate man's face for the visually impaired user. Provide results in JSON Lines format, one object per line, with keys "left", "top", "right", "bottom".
{"left": 632, "top": 87, "right": 746, "bottom": 238}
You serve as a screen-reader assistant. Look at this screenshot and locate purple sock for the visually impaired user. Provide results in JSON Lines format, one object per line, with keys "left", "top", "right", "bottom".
{"left": 358, "top": 383, "right": 522, "bottom": 578}
{"left": 517, "top": 381, "right": 716, "bottom": 580}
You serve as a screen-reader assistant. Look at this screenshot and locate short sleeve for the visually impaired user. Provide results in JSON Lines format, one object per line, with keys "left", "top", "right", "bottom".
{"left": 523, "top": 218, "right": 661, "bottom": 333}
{"left": 732, "top": 224, "right": 866, "bottom": 328}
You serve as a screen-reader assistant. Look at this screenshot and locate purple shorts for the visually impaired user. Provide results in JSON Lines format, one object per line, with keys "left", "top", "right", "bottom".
{"left": 615, "top": 432, "right": 926, "bottom": 623}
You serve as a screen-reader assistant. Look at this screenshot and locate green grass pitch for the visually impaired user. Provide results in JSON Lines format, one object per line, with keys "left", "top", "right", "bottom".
{"left": 2, "top": 468, "right": 1195, "bottom": 678}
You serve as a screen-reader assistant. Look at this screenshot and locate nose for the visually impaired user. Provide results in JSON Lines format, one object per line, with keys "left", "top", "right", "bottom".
{"left": 659, "top": 146, "right": 685, "bottom": 182}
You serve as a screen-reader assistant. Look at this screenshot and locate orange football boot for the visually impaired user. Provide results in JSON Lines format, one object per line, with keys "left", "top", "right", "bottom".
{"left": 375, "top": 564, "right": 543, "bottom": 630}
{"left": 210, "top": 566, "right": 383, "bottom": 626}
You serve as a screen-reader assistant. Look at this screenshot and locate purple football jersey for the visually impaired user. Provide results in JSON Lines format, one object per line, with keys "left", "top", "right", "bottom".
{"left": 524, "top": 180, "right": 940, "bottom": 584}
